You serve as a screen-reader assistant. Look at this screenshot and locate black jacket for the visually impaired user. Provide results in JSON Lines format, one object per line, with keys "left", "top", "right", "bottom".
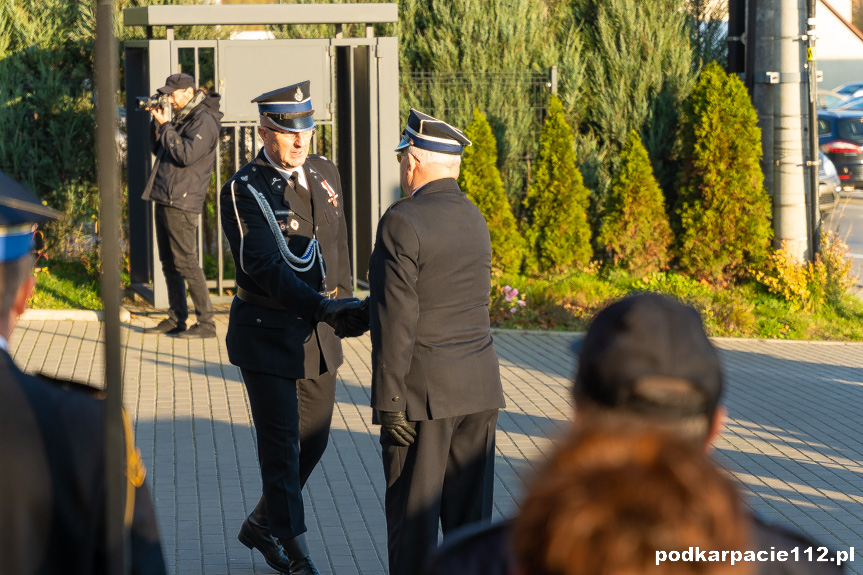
{"left": 368, "top": 177, "right": 505, "bottom": 421}
{"left": 0, "top": 350, "right": 166, "bottom": 575}
{"left": 142, "top": 91, "right": 223, "bottom": 214}
{"left": 423, "top": 516, "right": 845, "bottom": 575}
{"left": 220, "top": 150, "right": 352, "bottom": 379}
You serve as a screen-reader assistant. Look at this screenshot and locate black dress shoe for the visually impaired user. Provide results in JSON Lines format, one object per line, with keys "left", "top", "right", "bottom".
{"left": 287, "top": 556, "right": 321, "bottom": 575}
{"left": 280, "top": 535, "right": 321, "bottom": 575}
{"left": 143, "top": 319, "right": 185, "bottom": 335}
{"left": 176, "top": 322, "right": 217, "bottom": 339}
{"left": 238, "top": 518, "right": 293, "bottom": 573}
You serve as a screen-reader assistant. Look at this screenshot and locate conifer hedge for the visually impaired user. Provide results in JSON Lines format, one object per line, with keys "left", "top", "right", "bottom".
{"left": 674, "top": 62, "right": 772, "bottom": 285}
{"left": 597, "top": 130, "right": 672, "bottom": 275}
{"left": 459, "top": 109, "right": 525, "bottom": 274}
{"left": 523, "top": 97, "right": 592, "bottom": 274}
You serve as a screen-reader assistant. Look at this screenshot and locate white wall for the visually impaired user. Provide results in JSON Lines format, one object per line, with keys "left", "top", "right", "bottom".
{"left": 818, "top": 0, "right": 863, "bottom": 89}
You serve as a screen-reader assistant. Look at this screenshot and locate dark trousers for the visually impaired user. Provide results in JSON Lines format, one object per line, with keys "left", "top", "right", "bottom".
{"left": 242, "top": 368, "right": 337, "bottom": 540}
{"left": 153, "top": 203, "right": 214, "bottom": 328}
{"left": 381, "top": 409, "right": 498, "bottom": 575}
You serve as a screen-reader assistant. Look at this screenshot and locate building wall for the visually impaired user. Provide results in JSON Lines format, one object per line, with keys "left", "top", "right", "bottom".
{"left": 818, "top": 0, "right": 863, "bottom": 89}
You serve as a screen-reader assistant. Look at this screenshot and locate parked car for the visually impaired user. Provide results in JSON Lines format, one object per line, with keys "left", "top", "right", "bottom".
{"left": 830, "top": 94, "right": 863, "bottom": 110}
{"left": 818, "top": 89, "right": 846, "bottom": 108}
{"left": 819, "top": 151, "right": 840, "bottom": 214}
{"left": 818, "top": 108, "right": 863, "bottom": 190}
{"left": 834, "top": 81, "right": 863, "bottom": 99}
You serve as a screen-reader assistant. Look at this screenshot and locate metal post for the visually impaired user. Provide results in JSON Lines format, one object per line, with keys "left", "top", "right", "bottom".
{"left": 95, "top": 0, "right": 127, "bottom": 571}
{"left": 349, "top": 48, "right": 358, "bottom": 291}
{"left": 806, "top": 1, "right": 820, "bottom": 255}
{"left": 773, "top": 0, "right": 809, "bottom": 262}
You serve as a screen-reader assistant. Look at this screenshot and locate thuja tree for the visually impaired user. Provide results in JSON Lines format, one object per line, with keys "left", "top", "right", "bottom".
{"left": 398, "top": 0, "right": 571, "bottom": 203}
{"left": 459, "top": 109, "right": 526, "bottom": 274}
{"left": 597, "top": 131, "right": 672, "bottom": 275}
{"left": 523, "top": 97, "right": 592, "bottom": 274}
{"left": 571, "top": 0, "right": 696, "bottom": 212}
{"left": 674, "top": 62, "right": 772, "bottom": 285}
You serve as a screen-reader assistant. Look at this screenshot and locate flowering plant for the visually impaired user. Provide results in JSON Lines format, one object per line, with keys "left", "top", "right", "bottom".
{"left": 502, "top": 285, "right": 527, "bottom": 314}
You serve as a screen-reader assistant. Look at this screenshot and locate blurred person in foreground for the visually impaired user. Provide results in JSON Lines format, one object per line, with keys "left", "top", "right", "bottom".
{"left": 142, "top": 72, "right": 222, "bottom": 338}
{"left": 512, "top": 425, "right": 751, "bottom": 575}
{"left": 367, "top": 108, "right": 505, "bottom": 575}
{"left": 220, "top": 80, "right": 368, "bottom": 575}
{"left": 425, "top": 292, "right": 842, "bottom": 575}
{"left": 0, "top": 171, "right": 166, "bottom": 574}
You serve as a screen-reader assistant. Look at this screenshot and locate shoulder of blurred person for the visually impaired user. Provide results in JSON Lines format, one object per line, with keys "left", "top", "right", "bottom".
{"left": 0, "top": 355, "right": 166, "bottom": 573}
{"left": 422, "top": 520, "right": 512, "bottom": 575}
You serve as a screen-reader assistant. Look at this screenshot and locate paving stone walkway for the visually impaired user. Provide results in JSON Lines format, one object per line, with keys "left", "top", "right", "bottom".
{"left": 9, "top": 311, "right": 863, "bottom": 574}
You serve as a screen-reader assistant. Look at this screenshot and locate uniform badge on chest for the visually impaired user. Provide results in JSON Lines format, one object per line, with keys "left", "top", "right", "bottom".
{"left": 290, "top": 219, "right": 299, "bottom": 231}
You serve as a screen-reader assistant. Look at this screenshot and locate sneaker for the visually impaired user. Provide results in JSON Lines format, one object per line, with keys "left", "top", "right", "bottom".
{"left": 177, "top": 323, "right": 217, "bottom": 339}
{"left": 143, "top": 319, "right": 185, "bottom": 335}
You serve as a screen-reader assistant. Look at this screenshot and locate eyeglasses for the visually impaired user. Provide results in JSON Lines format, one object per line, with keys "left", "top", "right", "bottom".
{"left": 396, "top": 151, "right": 421, "bottom": 165}
{"left": 265, "top": 127, "right": 316, "bottom": 144}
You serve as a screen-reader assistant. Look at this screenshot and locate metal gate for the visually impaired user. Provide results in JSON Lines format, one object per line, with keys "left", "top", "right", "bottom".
{"left": 124, "top": 4, "right": 400, "bottom": 307}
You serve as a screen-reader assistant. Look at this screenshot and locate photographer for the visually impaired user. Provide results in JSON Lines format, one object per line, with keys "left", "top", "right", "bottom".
{"left": 142, "top": 73, "right": 222, "bottom": 338}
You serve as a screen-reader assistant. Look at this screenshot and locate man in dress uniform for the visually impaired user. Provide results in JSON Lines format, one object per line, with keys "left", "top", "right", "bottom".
{"left": 0, "top": 171, "right": 166, "bottom": 574}
{"left": 368, "top": 109, "right": 506, "bottom": 575}
{"left": 220, "top": 81, "right": 368, "bottom": 575}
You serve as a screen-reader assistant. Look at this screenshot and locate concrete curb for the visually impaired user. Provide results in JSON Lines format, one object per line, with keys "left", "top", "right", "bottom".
{"left": 21, "top": 307, "right": 132, "bottom": 322}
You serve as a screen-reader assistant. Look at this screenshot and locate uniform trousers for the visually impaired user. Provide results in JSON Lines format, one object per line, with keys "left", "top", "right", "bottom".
{"left": 153, "top": 203, "right": 214, "bottom": 328}
{"left": 241, "top": 368, "right": 337, "bottom": 540}
{"left": 381, "top": 408, "right": 498, "bottom": 575}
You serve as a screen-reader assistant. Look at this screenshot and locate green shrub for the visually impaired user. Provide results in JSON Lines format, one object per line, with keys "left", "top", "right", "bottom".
{"left": 0, "top": 0, "right": 99, "bottom": 254}
{"left": 754, "top": 229, "right": 857, "bottom": 311}
{"left": 459, "top": 108, "right": 526, "bottom": 274}
{"left": 523, "top": 96, "right": 592, "bottom": 274}
{"left": 674, "top": 62, "right": 772, "bottom": 285}
{"left": 597, "top": 130, "right": 672, "bottom": 275}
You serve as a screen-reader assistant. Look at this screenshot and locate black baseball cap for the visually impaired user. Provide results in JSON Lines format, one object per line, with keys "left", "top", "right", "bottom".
{"left": 573, "top": 293, "right": 723, "bottom": 420}
{"left": 157, "top": 73, "right": 195, "bottom": 94}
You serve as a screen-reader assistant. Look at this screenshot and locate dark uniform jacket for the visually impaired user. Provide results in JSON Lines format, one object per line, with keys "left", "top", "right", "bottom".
{"left": 0, "top": 349, "right": 166, "bottom": 575}
{"left": 368, "top": 177, "right": 505, "bottom": 421}
{"left": 143, "top": 91, "right": 223, "bottom": 214}
{"left": 422, "top": 516, "right": 845, "bottom": 575}
{"left": 220, "top": 150, "right": 352, "bottom": 379}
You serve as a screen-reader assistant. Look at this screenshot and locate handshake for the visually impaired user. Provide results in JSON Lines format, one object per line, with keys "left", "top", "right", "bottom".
{"left": 314, "top": 296, "right": 370, "bottom": 338}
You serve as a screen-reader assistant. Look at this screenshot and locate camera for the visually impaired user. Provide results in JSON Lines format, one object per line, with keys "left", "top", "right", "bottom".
{"left": 136, "top": 93, "right": 171, "bottom": 111}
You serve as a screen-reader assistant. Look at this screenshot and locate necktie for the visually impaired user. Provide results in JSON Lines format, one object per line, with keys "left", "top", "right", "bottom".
{"left": 289, "top": 171, "right": 312, "bottom": 219}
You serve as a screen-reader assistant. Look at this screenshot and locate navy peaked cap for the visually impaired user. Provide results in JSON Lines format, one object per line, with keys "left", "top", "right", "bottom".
{"left": 0, "top": 171, "right": 59, "bottom": 262}
{"left": 253, "top": 81, "right": 315, "bottom": 132}
{"left": 395, "top": 109, "right": 471, "bottom": 155}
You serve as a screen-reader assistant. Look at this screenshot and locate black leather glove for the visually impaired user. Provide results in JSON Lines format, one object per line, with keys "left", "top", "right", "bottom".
{"left": 314, "top": 297, "right": 362, "bottom": 329}
{"left": 334, "top": 296, "right": 370, "bottom": 338}
{"left": 378, "top": 410, "right": 417, "bottom": 447}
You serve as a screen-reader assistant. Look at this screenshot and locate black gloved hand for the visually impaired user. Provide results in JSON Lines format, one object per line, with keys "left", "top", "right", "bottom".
{"left": 314, "top": 297, "right": 362, "bottom": 330}
{"left": 378, "top": 410, "right": 417, "bottom": 447}
{"left": 334, "top": 296, "right": 370, "bottom": 338}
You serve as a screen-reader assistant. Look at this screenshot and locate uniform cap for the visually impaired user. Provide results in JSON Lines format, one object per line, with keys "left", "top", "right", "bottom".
{"left": 572, "top": 293, "right": 723, "bottom": 420}
{"left": 395, "top": 108, "right": 471, "bottom": 155}
{"left": 253, "top": 81, "right": 315, "bottom": 133}
{"left": 157, "top": 73, "right": 196, "bottom": 94}
{"left": 0, "top": 171, "right": 59, "bottom": 262}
